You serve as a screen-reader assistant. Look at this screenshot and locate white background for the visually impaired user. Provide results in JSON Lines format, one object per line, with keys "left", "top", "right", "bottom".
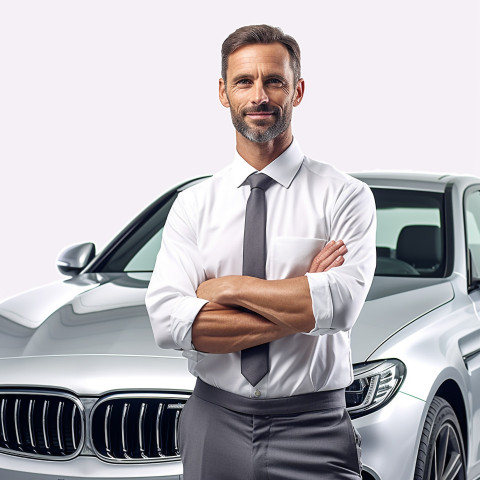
{"left": 1, "top": 0, "right": 479, "bottom": 300}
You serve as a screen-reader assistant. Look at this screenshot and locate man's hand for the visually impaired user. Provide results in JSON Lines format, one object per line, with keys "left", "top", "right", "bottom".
{"left": 308, "top": 240, "right": 347, "bottom": 273}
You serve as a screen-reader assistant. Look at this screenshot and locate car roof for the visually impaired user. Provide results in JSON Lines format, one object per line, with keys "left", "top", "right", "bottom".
{"left": 351, "top": 171, "right": 480, "bottom": 192}
{"left": 174, "top": 172, "right": 480, "bottom": 194}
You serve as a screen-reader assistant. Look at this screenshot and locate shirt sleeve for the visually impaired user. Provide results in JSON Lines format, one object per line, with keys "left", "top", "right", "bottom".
{"left": 304, "top": 180, "right": 376, "bottom": 335}
{"left": 145, "top": 192, "right": 208, "bottom": 350}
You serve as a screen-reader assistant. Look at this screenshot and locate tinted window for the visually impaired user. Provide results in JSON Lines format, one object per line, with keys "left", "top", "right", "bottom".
{"left": 373, "top": 188, "right": 446, "bottom": 277}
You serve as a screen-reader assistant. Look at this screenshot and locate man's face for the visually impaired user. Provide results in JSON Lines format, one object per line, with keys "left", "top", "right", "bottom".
{"left": 219, "top": 43, "right": 303, "bottom": 144}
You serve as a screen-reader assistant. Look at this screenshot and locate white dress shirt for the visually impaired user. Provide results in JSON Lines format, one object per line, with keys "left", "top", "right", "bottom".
{"left": 146, "top": 140, "right": 376, "bottom": 399}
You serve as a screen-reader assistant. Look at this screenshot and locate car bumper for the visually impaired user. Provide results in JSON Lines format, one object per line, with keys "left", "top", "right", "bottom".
{"left": 354, "top": 390, "right": 425, "bottom": 480}
{"left": 0, "top": 390, "right": 425, "bottom": 480}
{"left": 0, "top": 453, "right": 183, "bottom": 480}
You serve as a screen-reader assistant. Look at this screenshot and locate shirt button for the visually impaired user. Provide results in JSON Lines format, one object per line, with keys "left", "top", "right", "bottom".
{"left": 254, "top": 389, "right": 261, "bottom": 398}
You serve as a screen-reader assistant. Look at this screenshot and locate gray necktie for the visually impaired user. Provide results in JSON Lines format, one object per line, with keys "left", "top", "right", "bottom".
{"left": 241, "top": 173, "right": 275, "bottom": 386}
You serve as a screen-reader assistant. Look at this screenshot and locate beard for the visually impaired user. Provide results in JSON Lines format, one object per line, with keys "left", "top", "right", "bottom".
{"left": 229, "top": 103, "right": 293, "bottom": 143}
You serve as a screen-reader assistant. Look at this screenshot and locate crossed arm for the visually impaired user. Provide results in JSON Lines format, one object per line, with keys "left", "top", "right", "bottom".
{"left": 192, "top": 240, "right": 347, "bottom": 354}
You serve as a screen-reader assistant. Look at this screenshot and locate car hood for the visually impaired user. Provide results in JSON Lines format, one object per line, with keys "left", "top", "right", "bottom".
{"left": 0, "top": 273, "right": 454, "bottom": 392}
{"left": 0, "top": 273, "right": 168, "bottom": 359}
{"left": 351, "top": 276, "right": 454, "bottom": 363}
{"left": 0, "top": 273, "right": 194, "bottom": 394}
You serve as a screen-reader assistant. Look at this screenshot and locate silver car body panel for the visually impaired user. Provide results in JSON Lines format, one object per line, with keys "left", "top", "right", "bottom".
{"left": 354, "top": 392, "right": 426, "bottom": 480}
{"left": 365, "top": 274, "right": 480, "bottom": 478}
{"left": 0, "top": 274, "right": 450, "bottom": 361}
{"left": 0, "top": 453, "right": 183, "bottom": 479}
{"left": 0, "top": 355, "right": 194, "bottom": 395}
{"left": 0, "top": 279, "right": 99, "bottom": 329}
{"left": 351, "top": 278, "right": 454, "bottom": 363}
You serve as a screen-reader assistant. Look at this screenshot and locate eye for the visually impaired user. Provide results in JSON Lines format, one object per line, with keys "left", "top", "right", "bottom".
{"left": 266, "top": 78, "right": 284, "bottom": 87}
{"left": 235, "top": 79, "right": 252, "bottom": 86}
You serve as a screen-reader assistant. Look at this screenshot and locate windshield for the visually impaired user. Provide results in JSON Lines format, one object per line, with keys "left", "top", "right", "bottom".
{"left": 96, "top": 187, "right": 446, "bottom": 278}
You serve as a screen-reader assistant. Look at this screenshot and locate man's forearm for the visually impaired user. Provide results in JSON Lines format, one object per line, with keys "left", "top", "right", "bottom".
{"left": 194, "top": 240, "right": 347, "bottom": 341}
{"left": 236, "top": 276, "right": 315, "bottom": 331}
{"left": 197, "top": 276, "right": 315, "bottom": 332}
{"left": 192, "top": 302, "right": 296, "bottom": 354}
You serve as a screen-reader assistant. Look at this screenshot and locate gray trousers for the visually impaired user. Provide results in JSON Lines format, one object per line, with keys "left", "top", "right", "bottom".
{"left": 178, "top": 380, "right": 362, "bottom": 480}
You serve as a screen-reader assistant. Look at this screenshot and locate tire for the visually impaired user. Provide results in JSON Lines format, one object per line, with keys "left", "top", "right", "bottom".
{"left": 414, "top": 396, "right": 466, "bottom": 480}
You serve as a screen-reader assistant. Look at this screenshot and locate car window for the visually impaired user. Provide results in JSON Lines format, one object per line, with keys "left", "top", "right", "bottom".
{"left": 124, "top": 229, "right": 164, "bottom": 272}
{"left": 376, "top": 208, "right": 440, "bottom": 250}
{"left": 373, "top": 188, "right": 446, "bottom": 277}
{"left": 465, "top": 190, "right": 480, "bottom": 280}
{"left": 99, "top": 193, "right": 177, "bottom": 273}
{"left": 96, "top": 186, "right": 447, "bottom": 278}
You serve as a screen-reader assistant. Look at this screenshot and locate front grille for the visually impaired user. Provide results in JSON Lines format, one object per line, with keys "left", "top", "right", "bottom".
{"left": 0, "top": 390, "right": 84, "bottom": 459}
{"left": 91, "top": 393, "right": 188, "bottom": 462}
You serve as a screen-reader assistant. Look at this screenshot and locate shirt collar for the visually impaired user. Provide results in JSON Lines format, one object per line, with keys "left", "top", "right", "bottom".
{"left": 230, "top": 138, "right": 304, "bottom": 189}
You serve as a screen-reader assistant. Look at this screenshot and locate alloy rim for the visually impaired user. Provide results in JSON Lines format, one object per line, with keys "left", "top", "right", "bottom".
{"left": 429, "top": 423, "right": 465, "bottom": 480}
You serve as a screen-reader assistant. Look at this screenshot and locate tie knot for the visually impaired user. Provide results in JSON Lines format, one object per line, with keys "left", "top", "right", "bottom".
{"left": 245, "top": 173, "right": 275, "bottom": 191}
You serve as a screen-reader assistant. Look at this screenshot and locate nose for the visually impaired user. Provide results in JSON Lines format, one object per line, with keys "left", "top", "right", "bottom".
{"left": 252, "top": 81, "right": 269, "bottom": 105}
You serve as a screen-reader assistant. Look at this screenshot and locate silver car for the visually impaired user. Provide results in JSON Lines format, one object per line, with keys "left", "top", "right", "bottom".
{"left": 1, "top": 172, "right": 480, "bottom": 480}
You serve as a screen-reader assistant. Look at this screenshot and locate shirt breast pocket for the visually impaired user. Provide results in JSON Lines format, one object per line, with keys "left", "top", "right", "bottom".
{"left": 269, "top": 236, "right": 327, "bottom": 279}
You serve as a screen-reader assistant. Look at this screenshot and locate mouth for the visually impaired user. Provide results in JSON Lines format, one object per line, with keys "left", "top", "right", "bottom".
{"left": 245, "top": 110, "right": 276, "bottom": 120}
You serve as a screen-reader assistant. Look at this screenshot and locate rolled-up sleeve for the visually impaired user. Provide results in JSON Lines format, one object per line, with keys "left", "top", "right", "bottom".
{"left": 145, "top": 192, "right": 208, "bottom": 351}
{"left": 305, "top": 181, "right": 376, "bottom": 335}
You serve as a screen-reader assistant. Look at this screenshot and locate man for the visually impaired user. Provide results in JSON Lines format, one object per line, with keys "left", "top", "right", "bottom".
{"left": 146, "top": 24, "right": 376, "bottom": 479}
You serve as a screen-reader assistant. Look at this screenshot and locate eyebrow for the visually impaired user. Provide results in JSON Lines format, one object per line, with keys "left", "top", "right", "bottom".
{"left": 230, "top": 73, "right": 254, "bottom": 83}
{"left": 230, "top": 73, "right": 289, "bottom": 84}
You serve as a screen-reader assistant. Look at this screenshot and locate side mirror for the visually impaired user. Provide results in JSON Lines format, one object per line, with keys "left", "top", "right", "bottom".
{"left": 56, "top": 242, "right": 96, "bottom": 277}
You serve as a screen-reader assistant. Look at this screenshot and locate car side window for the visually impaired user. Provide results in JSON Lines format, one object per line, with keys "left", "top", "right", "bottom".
{"left": 373, "top": 188, "right": 445, "bottom": 277}
{"left": 465, "top": 190, "right": 480, "bottom": 281}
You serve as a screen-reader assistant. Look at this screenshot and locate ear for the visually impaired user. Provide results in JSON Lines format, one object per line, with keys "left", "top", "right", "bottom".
{"left": 219, "top": 78, "right": 230, "bottom": 108}
{"left": 293, "top": 78, "right": 305, "bottom": 107}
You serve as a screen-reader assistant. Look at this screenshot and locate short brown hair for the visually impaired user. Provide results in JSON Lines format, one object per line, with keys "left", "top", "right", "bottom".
{"left": 221, "top": 24, "right": 301, "bottom": 85}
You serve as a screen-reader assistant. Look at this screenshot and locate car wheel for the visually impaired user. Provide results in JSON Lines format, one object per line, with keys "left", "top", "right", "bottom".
{"left": 414, "top": 396, "right": 466, "bottom": 480}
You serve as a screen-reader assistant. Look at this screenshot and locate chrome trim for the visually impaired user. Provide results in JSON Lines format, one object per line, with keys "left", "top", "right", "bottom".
{"left": 156, "top": 402, "right": 165, "bottom": 457}
{"left": 56, "top": 401, "right": 64, "bottom": 452}
{"left": 28, "top": 399, "right": 36, "bottom": 449}
{"left": 104, "top": 404, "right": 113, "bottom": 458}
{"left": 42, "top": 400, "right": 50, "bottom": 451}
{"left": 463, "top": 347, "right": 480, "bottom": 365}
{"left": 174, "top": 409, "right": 180, "bottom": 455}
{"left": 138, "top": 402, "right": 147, "bottom": 459}
{"left": 0, "top": 389, "right": 85, "bottom": 461}
{"left": 92, "top": 392, "right": 190, "bottom": 402}
{"left": 71, "top": 404, "right": 77, "bottom": 450}
{"left": 0, "top": 398, "right": 7, "bottom": 444}
{"left": 121, "top": 402, "right": 131, "bottom": 459}
{"left": 90, "top": 392, "right": 189, "bottom": 464}
{"left": 14, "top": 399, "right": 22, "bottom": 447}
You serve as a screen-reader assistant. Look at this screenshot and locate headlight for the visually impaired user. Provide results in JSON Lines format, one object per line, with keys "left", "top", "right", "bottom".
{"left": 346, "top": 359, "right": 406, "bottom": 418}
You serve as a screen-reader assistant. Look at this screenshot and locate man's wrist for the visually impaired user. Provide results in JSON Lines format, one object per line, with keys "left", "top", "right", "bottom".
{"left": 231, "top": 276, "right": 263, "bottom": 309}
